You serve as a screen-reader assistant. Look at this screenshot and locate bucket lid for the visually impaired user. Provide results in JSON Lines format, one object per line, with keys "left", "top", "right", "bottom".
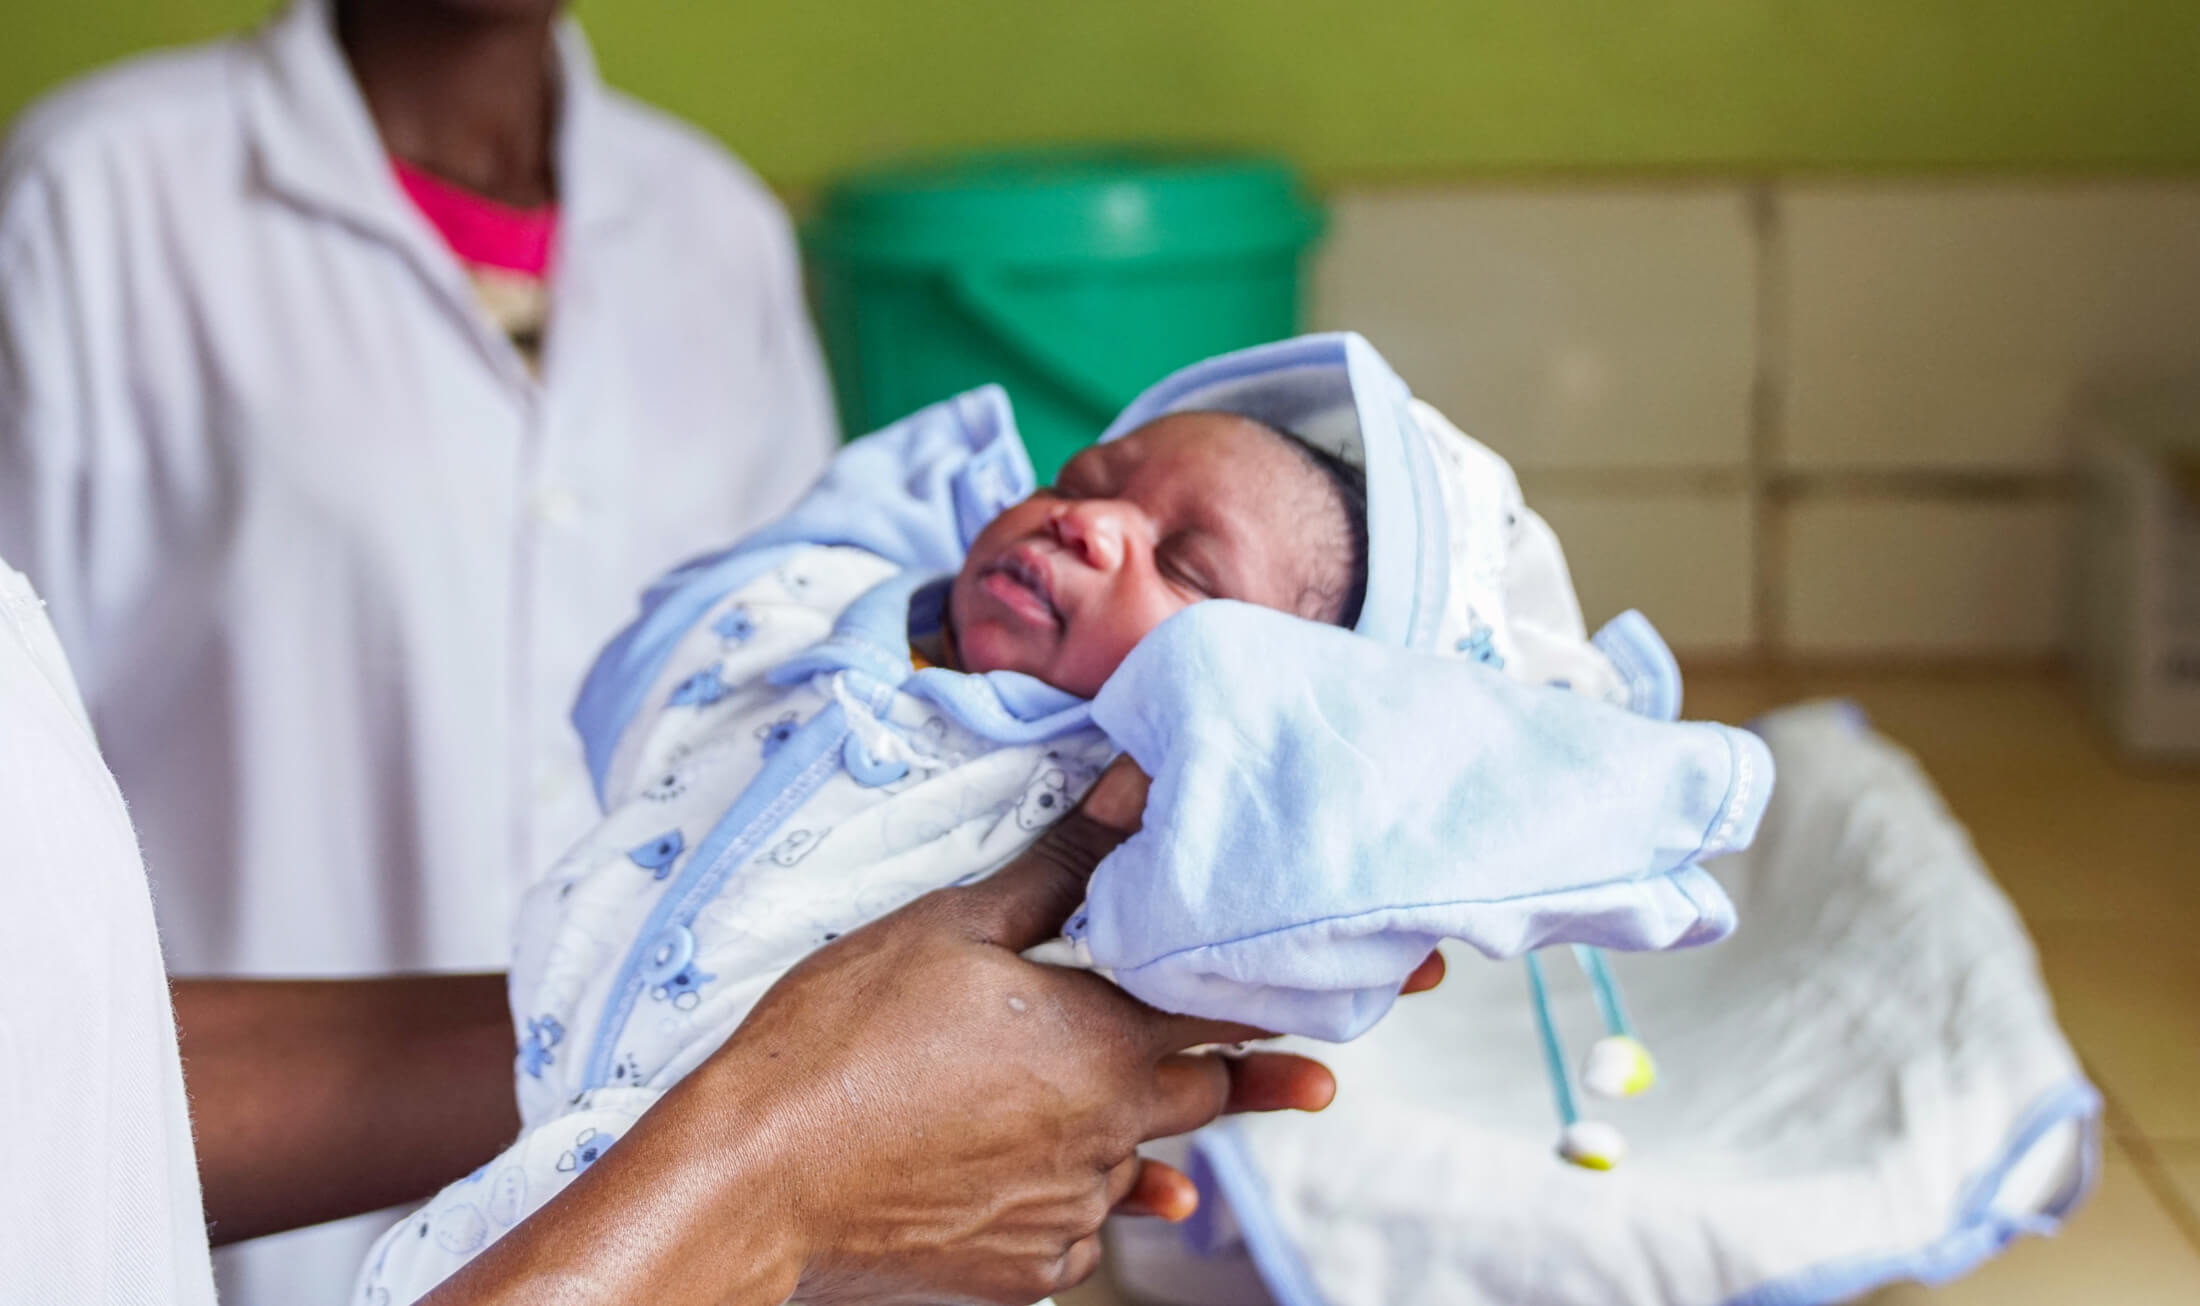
{"left": 805, "top": 146, "right": 1323, "bottom": 267}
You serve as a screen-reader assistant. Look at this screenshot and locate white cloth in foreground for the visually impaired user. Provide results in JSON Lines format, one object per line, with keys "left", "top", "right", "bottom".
{"left": 0, "top": 560, "right": 216, "bottom": 1305}
{"left": 1112, "top": 703, "right": 2098, "bottom": 1306}
{"left": 0, "top": 2, "right": 833, "bottom": 1294}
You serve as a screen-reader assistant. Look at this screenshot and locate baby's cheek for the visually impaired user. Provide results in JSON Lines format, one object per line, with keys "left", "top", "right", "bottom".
{"left": 954, "top": 620, "right": 1047, "bottom": 681}
{"left": 956, "top": 621, "right": 1022, "bottom": 676}
{"left": 1058, "top": 622, "right": 1148, "bottom": 698}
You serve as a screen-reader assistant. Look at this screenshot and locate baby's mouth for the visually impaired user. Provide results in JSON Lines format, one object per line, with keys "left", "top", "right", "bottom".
{"left": 980, "top": 550, "right": 1064, "bottom": 630}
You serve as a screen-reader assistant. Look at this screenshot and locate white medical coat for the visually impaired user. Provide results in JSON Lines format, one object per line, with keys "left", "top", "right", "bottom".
{"left": 0, "top": 5, "right": 835, "bottom": 1296}
{"left": 0, "top": 0, "right": 837, "bottom": 980}
{"left": 0, "top": 558, "right": 218, "bottom": 1306}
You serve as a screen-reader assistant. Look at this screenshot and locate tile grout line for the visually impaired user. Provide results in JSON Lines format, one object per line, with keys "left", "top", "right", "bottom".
{"left": 2086, "top": 1064, "right": 2200, "bottom": 1257}
{"left": 1512, "top": 467, "right": 2069, "bottom": 499}
{"left": 2120, "top": 1135, "right": 2200, "bottom": 1257}
{"left": 1768, "top": 469, "right": 2072, "bottom": 501}
{"left": 1746, "top": 180, "right": 1787, "bottom": 660}
{"left": 1515, "top": 467, "right": 1752, "bottom": 495}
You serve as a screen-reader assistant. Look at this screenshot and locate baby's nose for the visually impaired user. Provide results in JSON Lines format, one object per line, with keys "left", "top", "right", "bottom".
{"left": 1052, "top": 501, "right": 1129, "bottom": 571}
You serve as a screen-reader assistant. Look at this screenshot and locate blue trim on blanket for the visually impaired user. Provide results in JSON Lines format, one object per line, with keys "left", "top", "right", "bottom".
{"left": 1196, "top": 1076, "right": 2097, "bottom": 1306}
{"left": 1190, "top": 1121, "right": 1329, "bottom": 1306}
{"left": 1593, "top": 609, "right": 1683, "bottom": 722}
{"left": 1721, "top": 1077, "right": 2101, "bottom": 1306}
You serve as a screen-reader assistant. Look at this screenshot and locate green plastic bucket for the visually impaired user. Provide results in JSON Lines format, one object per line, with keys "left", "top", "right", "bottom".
{"left": 804, "top": 147, "right": 1324, "bottom": 481}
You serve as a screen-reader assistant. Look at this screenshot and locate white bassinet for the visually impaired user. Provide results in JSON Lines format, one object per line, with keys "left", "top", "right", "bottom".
{"left": 1111, "top": 701, "right": 2098, "bottom": 1306}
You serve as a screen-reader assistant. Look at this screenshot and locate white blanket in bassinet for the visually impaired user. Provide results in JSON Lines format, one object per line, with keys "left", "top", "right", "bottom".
{"left": 1116, "top": 701, "right": 2097, "bottom": 1306}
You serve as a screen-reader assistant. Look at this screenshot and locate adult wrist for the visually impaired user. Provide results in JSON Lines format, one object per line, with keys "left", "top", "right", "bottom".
{"left": 672, "top": 1036, "right": 825, "bottom": 1302}
{"left": 421, "top": 1043, "right": 810, "bottom": 1306}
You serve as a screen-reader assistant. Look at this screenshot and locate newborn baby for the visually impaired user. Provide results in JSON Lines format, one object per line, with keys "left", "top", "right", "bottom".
{"left": 357, "top": 410, "right": 1367, "bottom": 1303}
{"left": 359, "top": 335, "right": 1769, "bottom": 1304}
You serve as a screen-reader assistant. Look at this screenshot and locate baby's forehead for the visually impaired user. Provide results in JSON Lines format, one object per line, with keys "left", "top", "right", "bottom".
{"left": 1111, "top": 410, "right": 1307, "bottom": 474}
{"left": 1105, "top": 412, "right": 1330, "bottom": 517}
{"left": 1113, "top": 412, "right": 1355, "bottom": 609}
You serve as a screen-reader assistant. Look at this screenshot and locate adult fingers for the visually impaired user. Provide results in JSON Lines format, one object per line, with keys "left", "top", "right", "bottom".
{"left": 1141, "top": 1050, "right": 1340, "bottom": 1139}
{"left": 1145, "top": 1053, "right": 1235, "bottom": 1141}
{"left": 1150, "top": 1012, "right": 1277, "bottom": 1057}
{"left": 1103, "top": 1154, "right": 1145, "bottom": 1208}
{"left": 1054, "top": 1233, "right": 1107, "bottom": 1295}
{"left": 1113, "top": 1159, "right": 1200, "bottom": 1223}
{"left": 1076, "top": 755, "right": 1151, "bottom": 831}
{"left": 1141, "top": 952, "right": 1438, "bottom": 1057}
{"left": 953, "top": 812, "right": 1133, "bottom": 953}
{"left": 1221, "top": 1051, "right": 1337, "bottom": 1114}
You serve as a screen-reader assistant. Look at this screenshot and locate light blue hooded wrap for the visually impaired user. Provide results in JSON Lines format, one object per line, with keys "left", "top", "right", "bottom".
{"left": 572, "top": 333, "right": 1770, "bottom": 1040}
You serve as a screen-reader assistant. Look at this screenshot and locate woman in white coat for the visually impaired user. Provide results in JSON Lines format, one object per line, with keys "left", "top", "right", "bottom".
{"left": 0, "top": 0, "right": 836, "bottom": 1295}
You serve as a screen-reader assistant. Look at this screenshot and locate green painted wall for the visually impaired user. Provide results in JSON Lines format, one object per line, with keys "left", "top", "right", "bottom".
{"left": 6, "top": 2, "right": 2199, "bottom": 186}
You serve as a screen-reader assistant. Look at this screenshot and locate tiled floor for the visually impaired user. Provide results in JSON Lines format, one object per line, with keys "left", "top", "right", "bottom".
{"left": 1066, "top": 668, "right": 2200, "bottom": 1306}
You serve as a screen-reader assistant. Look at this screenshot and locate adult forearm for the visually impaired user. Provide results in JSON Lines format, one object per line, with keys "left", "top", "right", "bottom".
{"left": 419, "top": 1045, "right": 806, "bottom": 1306}
{"left": 174, "top": 973, "right": 520, "bottom": 1244}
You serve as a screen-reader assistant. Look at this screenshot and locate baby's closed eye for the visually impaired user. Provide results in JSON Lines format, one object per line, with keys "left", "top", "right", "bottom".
{"left": 1158, "top": 534, "right": 1217, "bottom": 597}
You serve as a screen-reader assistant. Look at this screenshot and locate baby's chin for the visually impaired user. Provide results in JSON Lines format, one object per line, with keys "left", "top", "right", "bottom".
{"left": 943, "top": 586, "right": 1029, "bottom": 678}
{"left": 947, "top": 613, "right": 1104, "bottom": 698}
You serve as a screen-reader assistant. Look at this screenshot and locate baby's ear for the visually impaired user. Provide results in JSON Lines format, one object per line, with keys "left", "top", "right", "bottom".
{"left": 1078, "top": 756, "right": 1151, "bottom": 832}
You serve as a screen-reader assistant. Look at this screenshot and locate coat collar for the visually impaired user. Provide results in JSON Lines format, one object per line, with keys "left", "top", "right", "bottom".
{"left": 243, "top": 0, "right": 639, "bottom": 254}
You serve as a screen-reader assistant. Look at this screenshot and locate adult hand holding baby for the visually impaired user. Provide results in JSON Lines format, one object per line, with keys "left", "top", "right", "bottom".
{"left": 759, "top": 756, "right": 1332, "bottom": 1305}
{"left": 426, "top": 757, "right": 1435, "bottom": 1306}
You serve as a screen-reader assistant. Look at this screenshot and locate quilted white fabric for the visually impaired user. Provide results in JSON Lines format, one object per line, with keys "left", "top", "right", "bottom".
{"left": 1116, "top": 701, "right": 2097, "bottom": 1306}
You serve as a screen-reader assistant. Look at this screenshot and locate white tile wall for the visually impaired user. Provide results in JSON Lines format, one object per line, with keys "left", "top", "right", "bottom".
{"left": 1313, "top": 180, "right": 2197, "bottom": 658}
{"left": 1312, "top": 187, "right": 1758, "bottom": 474}
{"left": 1782, "top": 183, "right": 2200, "bottom": 473}
{"left": 1782, "top": 499, "right": 2071, "bottom": 655}
{"left": 1528, "top": 489, "right": 1758, "bottom": 654}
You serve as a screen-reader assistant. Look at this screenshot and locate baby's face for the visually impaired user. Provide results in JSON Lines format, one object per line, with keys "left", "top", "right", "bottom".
{"left": 950, "top": 412, "right": 1351, "bottom": 698}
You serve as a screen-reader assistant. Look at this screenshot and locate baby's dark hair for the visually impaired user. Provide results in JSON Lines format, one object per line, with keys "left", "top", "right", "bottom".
{"left": 1270, "top": 428, "right": 1370, "bottom": 630}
